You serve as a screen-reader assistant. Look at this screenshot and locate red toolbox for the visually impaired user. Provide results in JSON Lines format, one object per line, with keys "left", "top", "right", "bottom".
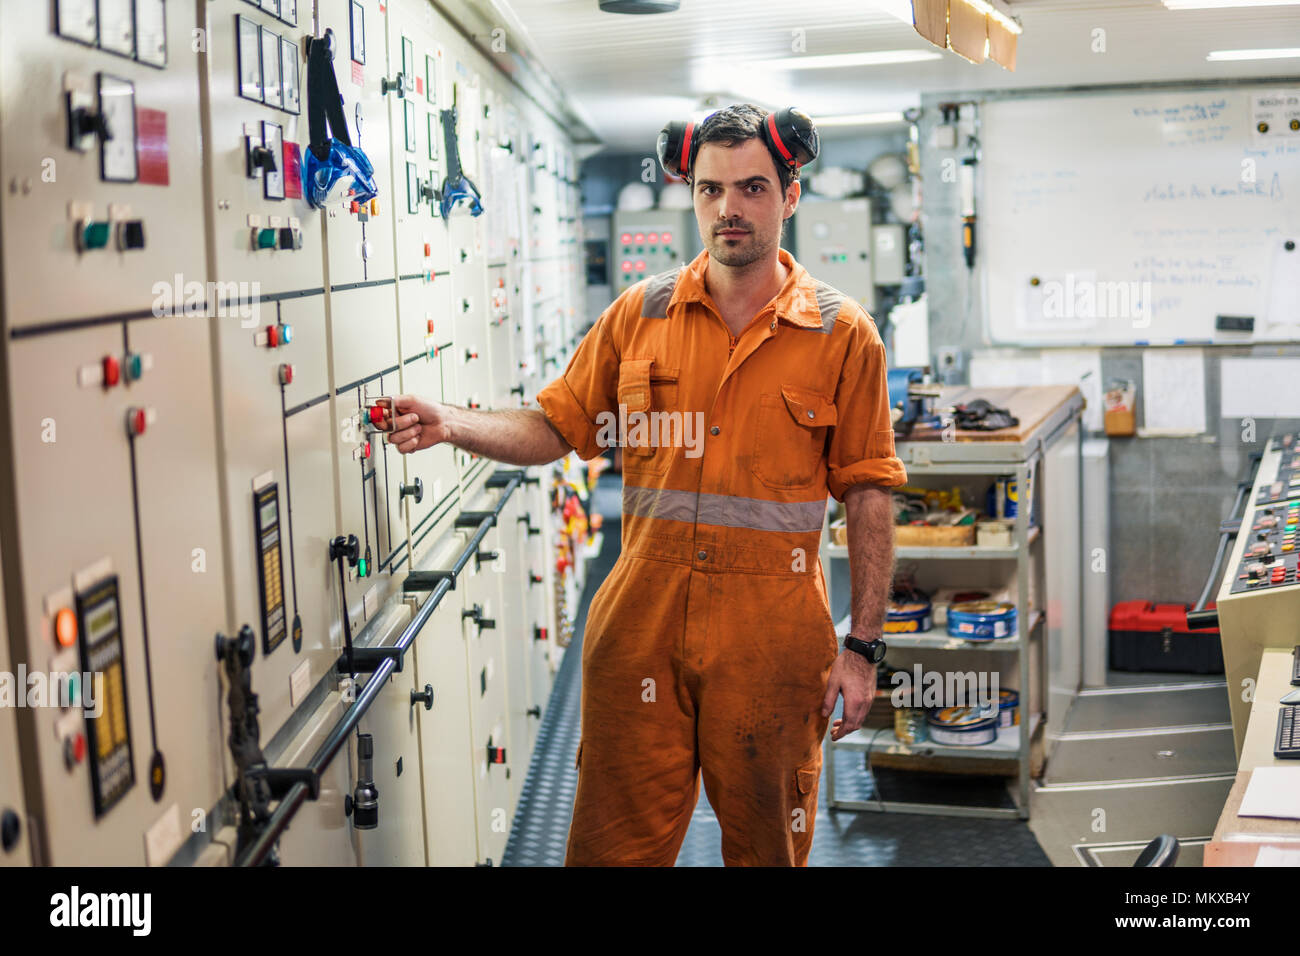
{"left": 1108, "top": 601, "right": 1223, "bottom": 674}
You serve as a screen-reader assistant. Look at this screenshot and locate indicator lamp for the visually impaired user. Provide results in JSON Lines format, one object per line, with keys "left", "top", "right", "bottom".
{"left": 55, "top": 608, "right": 78, "bottom": 647}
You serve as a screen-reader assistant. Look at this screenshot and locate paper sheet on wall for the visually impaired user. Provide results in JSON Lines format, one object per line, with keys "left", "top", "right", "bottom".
{"left": 1141, "top": 349, "right": 1205, "bottom": 435}
{"left": 1041, "top": 350, "right": 1103, "bottom": 432}
{"left": 1221, "top": 357, "right": 1300, "bottom": 419}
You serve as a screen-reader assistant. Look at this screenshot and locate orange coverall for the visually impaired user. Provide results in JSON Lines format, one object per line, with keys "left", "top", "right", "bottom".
{"left": 536, "top": 247, "right": 907, "bottom": 865}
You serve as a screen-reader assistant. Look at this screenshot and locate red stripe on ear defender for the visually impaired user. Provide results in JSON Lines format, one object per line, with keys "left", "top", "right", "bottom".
{"left": 766, "top": 112, "right": 794, "bottom": 164}
{"left": 680, "top": 121, "right": 695, "bottom": 176}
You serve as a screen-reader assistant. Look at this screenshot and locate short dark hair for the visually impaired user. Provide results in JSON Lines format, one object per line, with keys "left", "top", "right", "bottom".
{"left": 694, "top": 103, "right": 798, "bottom": 194}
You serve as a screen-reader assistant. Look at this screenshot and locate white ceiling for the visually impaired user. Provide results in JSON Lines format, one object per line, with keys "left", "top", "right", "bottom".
{"left": 491, "top": 0, "right": 1300, "bottom": 152}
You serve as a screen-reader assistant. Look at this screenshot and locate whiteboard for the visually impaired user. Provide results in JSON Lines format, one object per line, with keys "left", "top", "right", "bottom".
{"left": 982, "top": 88, "right": 1300, "bottom": 346}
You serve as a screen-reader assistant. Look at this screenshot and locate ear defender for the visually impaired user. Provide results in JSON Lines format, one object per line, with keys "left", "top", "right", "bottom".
{"left": 655, "top": 119, "right": 697, "bottom": 180}
{"left": 762, "top": 107, "right": 820, "bottom": 171}
{"left": 656, "top": 108, "right": 819, "bottom": 184}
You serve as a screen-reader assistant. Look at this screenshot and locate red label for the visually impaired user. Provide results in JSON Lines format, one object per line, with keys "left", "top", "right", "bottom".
{"left": 351, "top": 61, "right": 364, "bottom": 86}
{"left": 416, "top": 76, "right": 423, "bottom": 95}
{"left": 136, "top": 108, "right": 169, "bottom": 186}
{"left": 283, "top": 141, "right": 303, "bottom": 200}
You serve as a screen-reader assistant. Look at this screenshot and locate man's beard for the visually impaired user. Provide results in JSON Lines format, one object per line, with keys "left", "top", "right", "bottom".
{"left": 708, "top": 227, "right": 771, "bottom": 267}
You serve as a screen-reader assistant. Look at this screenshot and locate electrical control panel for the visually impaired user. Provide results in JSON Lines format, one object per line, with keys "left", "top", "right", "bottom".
{"left": 1216, "top": 432, "right": 1300, "bottom": 757}
{"left": 792, "top": 197, "right": 876, "bottom": 311}
{"left": 610, "top": 209, "right": 697, "bottom": 291}
{"left": 1231, "top": 434, "right": 1299, "bottom": 594}
{"left": 0, "top": 0, "right": 580, "bottom": 866}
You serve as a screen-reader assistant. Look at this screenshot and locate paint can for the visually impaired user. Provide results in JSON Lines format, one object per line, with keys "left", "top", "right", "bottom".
{"left": 926, "top": 705, "right": 999, "bottom": 746}
{"left": 947, "top": 601, "right": 1017, "bottom": 640}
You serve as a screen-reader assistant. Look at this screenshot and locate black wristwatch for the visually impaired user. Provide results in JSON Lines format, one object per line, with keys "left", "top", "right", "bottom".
{"left": 844, "top": 635, "right": 887, "bottom": 664}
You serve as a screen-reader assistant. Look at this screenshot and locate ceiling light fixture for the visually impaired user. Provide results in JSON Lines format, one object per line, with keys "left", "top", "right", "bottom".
{"left": 757, "top": 50, "right": 944, "bottom": 70}
{"left": 814, "top": 111, "right": 908, "bottom": 126}
{"left": 597, "top": 0, "right": 681, "bottom": 13}
{"left": 961, "top": 0, "right": 1023, "bottom": 34}
{"left": 1164, "top": 0, "right": 1300, "bottom": 9}
{"left": 1206, "top": 46, "right": 1300, "bottom": 59}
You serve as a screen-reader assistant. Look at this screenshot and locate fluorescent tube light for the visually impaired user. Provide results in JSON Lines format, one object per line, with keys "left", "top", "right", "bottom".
{"left": 757, "top": 50, "right": 944, "bottom": 70}
{"left": 813, "top": 112, "right": 907, "bottom": 126}
{"left": 1206, "top": 47, "right": 1300, "bottom": 59}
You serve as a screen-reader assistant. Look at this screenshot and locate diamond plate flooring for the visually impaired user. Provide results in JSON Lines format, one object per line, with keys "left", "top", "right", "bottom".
{"left": 502, "top": 471, "right": 1050, "bottom": 866}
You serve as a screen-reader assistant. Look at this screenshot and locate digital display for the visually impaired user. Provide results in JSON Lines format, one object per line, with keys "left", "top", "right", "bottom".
{"left": 86, "top": 603, "right": 118, "bottom": 645}
{"left": 254, "top": 484, "right": 287, "bottom": 655}
{"left": 75, "top": 576, "right": 135, "bottom": 818}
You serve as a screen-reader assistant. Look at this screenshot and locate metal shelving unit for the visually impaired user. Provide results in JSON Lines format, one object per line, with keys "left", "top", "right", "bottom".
{"left": 820, "top": 387, "right": 1084, "bottom": 820}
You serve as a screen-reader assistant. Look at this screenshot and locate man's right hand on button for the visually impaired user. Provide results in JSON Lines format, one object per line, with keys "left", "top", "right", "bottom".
{"left": 387, "top": 394, "right": 453, "bottom": 454}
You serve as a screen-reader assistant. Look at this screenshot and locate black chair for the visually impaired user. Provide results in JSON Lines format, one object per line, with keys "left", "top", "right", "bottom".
{"left": 1134, "top": 834, "right": 1180, "bottom": 867}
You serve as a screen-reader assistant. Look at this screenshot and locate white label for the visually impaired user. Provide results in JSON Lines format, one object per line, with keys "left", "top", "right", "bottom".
{"left": 73, "top": 556, "right": 113, "bottom": 593}
{"left": 269, "top": 215, "right": 282, "bottom": 228}
{"left": 247, "top": 213, "right": 262, "bottom": 228}
{"left": 289, "top": 216, "right": 301, "bottom": 229}
{"left": 106, "top": 202, "right": 131, "bottom": 221}
{"left": 289, "top": 659, "right": 311, "bottom": 708}
{"left": 251, "top": 470, "right": 275, "bottom": 492}
{"left": 144, "top": 804, "right": 183, "bottom": 867}
{"left": 68, "top": 200, "right": 93, "bottom": 221}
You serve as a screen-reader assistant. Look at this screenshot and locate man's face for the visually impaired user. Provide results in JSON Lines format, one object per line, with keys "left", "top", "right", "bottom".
{"left": 692, "top": 138, "right": 800, "bottom": 268}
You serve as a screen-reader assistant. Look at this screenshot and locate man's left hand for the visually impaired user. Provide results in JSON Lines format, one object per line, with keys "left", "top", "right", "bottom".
{"left": 822, "top": 650, "right": 877, "bottom": 741}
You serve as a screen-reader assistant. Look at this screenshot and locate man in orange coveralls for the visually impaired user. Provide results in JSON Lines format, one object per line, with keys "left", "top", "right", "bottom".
{"left": 387, "top": 104, "right": 906, "bottom": 866}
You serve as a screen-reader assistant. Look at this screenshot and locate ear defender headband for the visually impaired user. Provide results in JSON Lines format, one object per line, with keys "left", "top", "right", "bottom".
{"left": 302, "top": 29, "right": 379, "bottom": 209}
{"left": 656, "top": 107, "right": 819, "bottom": 184}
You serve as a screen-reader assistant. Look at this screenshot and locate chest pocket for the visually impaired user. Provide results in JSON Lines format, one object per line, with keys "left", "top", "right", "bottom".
{"left": 753, "top": 384, "right": 837, "bottom": 490}
{"left": 617, "top": 358, "right": 679, "bottom": 477}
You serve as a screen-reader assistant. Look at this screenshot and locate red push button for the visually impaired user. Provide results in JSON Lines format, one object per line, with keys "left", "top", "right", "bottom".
{"left": 126, "top": 407, "right": 147, "bottom": 437}
{"left": 267, "top": 324, "right": 280, "bottom": 348}
{"left": 426, "top": 319, "right": 435, "bottom": 334}
{"left": 423, "top": 242, "right": 431, "bottom": 257}
{"left": 102, "top": 355, "right": 121, "bottom": 387}
{"left": 368, "top": 405, "right": 386, "bottom": 425}
{"left": 350, "top": 200, "right": 361, "bottom": 214}
{"left": 279, "top": 363, "right": 294, "bottom": 385}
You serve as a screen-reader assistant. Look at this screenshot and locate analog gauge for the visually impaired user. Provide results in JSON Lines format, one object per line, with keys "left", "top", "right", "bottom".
{"left": 135, "top": 0, "right": 167, "bottom": 67}
{"left": 261, "top": 27, "right": 283, "bottom": 109}
{"left": 55, "top": 0, "right": 98, "bottom": 45}
{"left": 237, "top": 16, "right": 263, "bottom": 102}
{"left": 98, "top": 0, "right": 135, "bottom": 57}
{"left": 280, "top": 38, "right": 300, "bottom": 114}
{"left": 263, "top": 122, "right": 285, "bottom": 200}
{"left": 98, "top": 74, "right": 138, "bottom": 182}
{"left": 350, "top": 1, "right": 365, "bottom": 64}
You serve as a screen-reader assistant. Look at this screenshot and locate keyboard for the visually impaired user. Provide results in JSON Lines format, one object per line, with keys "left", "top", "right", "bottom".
{"left": 1276, "top": 706, "right": 1300, "bottom": 759}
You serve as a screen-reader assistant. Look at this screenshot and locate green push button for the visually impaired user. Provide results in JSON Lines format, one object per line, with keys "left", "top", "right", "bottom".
{"left": 81, "top": 221, "right": 111, "bottom": 250}
{"left": 257, "top": 228, "right": 278, "bottom": 249}
{"left": 357, "top": 557, "right": 368, "bottom": 578}
{"left": 125, "top": 353, "right": 143, "bottom": 381}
